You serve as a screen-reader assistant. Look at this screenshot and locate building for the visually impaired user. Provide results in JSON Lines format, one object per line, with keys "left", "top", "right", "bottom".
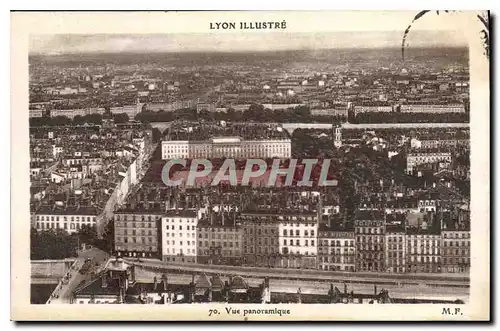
{"left": 334, "top": 125, "right": 342, "bottom": 148}
{"left": 354, "top": 210, "right": 385, "bottom": 272}
{"left": 33, "top": 205, "right": 99, "bottom": 234}
{"left": 406, "top": 152, "right": 452, "bottom": 173}
{"left": 239, "top": 212, "right": 280, "bottom": 268}
{"left": 441, "top": 228, "right": 470, "bottom": 273}
{"left": 400, "top": 104, "right": 465, "bottom": 113}
{"left": 161, "top": 210, "right": 198, "bottom": 263}
{"left": 384, "top": 225, "right": 406, "bottom": 273}
{"left": 406, "top": 227, "right": 441, "bottom": 273}
{"left": 110, "top": 102, "right": 144, "bottom": 118}
{"left": 162, "top": 137, "right": 291, "bottom": 160}
{"left": 278, "top": 211, "right": 318, "bottom": 269}
{"left": 29, "top": 108, "right": 44, "bottom": 118}
{"left": 162, "top": 123, "right": 291, "bottom": 160}
{"left": 114, "top": 209, "right": 163, "bottom": 259}
{"left": 310, "top": 108, "right": 348, "bottom": 117}
{"left": 196, "top": 213, "right": 243, "bottom": 265}
{"left": 318, "top": 224, "right": 355, "bottom": 271}
{"left": 354, "top": 104, "right": 393, "bottom": 116}
{"left": 73, "top": 269, "right": 129, "bottom": 304}
{"left": 196, "top": 103, "right": 216, "bottom": 113}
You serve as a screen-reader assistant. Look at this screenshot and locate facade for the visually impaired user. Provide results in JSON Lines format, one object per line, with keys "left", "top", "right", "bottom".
{"left": 406, "top": 229, "right": 441, "bottom": 273}
{"left": 318, "top": 225, "right": 355, "bottom": 271}
{"left": 50, "top": 107, "right": 106, "bottom": 119}
{"left": 161, "top": 137, "right": 291, "bottom": 160}
{"left": 310, "top": 108, "right": 348, "bottom": 117}
{"left": 420, "top": 139, "right": 470, "bottom": 150}
{"left": 384, "top": 225, "right": 407, "bottom": 273}
{"left": 418, "top": 200, "right": 438, "bottom": 213}
{"left": 29, "top": 108, "right": 44, "bottom": 118}
{"left": 110, "top": 103, "right": 143, "bottom": 118}
{"left": 334, "top": 125, "right": 342, "bottom": 148}
{"left": 441, "top": 229, "right": 471, "bottom": 273}
{"left": 161, "top": 210, "right": 198, "bottom": 263}
{"left": 354, "top": 210, "right": 385, "bottom": 272}
{"left": 114, "top": 210, "right": 162, "bottom": 259}
{"left": 196, "top": 103, "right": 217, "bottom": 113}
{"left": 145, "top": 99, "right": 196, "bottom": 112}
{"left": 196, "top": 215, "right": 243, "bottom": 265}
{"left": 406, "top": 152, "right": 452, "bottom": 173}
{"left": 240, "top": 212, "right": 280, "bottom": 268}
{"left": 354, "top": 105, "right": 393, "bottom": 115}
{"left": 33, "top": 205, "right": 99, "bottom": 234}
{"left": 400, "top": 104, "right": 465, "bottom": 113}
{"left": 278, "top": 212, "right": 318, "bottom": 269}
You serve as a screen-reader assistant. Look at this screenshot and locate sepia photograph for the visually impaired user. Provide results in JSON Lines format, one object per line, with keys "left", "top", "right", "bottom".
{"left": 11, "top": 10, "right": 490, "bottom": 321}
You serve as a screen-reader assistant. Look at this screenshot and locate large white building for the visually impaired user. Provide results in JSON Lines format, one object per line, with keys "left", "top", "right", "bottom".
{"left": 354, "top": 105, "right": 393, "bottom": 116}
{"left": 33, "top": 205, "right": 99, "bottom": 234}
{"left": 406, "top": 152, "right": 452, "bottom": 173}
{"left": 161, "top": 210, "right": 199, "bottom": 263}
{"left": 400, "top": 104, "right": 465, "bottom": 113}
{"left": 278, "top": 212, "right": 318, "bottom": 269}
{"left": 161, "top": 137, "right": 291, "bottom": 160}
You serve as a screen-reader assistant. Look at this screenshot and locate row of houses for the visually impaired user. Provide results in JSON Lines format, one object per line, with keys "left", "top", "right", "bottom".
{"left": 113, "top": 208, "right": 470, "bottom": 274}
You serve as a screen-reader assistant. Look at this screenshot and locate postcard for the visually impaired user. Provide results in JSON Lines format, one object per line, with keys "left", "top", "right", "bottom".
{"left": 11, "top": 10, "right": 490, "bottom": 321}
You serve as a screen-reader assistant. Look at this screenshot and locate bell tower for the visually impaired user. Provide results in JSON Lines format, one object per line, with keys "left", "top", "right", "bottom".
{"left": 334, "top": 125, "right": 342, "bottom": 148}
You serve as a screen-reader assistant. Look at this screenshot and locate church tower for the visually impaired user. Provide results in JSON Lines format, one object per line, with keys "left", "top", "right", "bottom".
{"left": 334, "top": 125, "right": 342, "bottom": 148}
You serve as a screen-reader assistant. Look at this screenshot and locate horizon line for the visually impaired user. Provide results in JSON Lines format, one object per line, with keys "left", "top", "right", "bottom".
{"left": 29, "top": 45, "right": 469, "bottom": 57}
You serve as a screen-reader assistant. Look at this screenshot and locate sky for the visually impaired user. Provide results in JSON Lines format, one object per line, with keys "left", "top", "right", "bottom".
{"left": 28, "top": 11, "right": 472, "bottom": 55}
{"left": 29, "top": 30, "right": 468, "bottom": 55}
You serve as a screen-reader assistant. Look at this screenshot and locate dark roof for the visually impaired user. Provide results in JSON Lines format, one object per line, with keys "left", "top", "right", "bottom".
{"left": 195, "top": 274, "right": 211, "bottom": 289}
{"left": 164, "top": 210, "right": 197, "bottom": 218}
{"left": 74, "top": 271, "right": 124, "bottom": 297}
{"left": 210, "top": 276, "right": 224, "bottom": 291}
{"left": 318, "top": 223, "right": 354, "bottom": 232}
{"left": 355, "top": 210, "right": 384, "bottom": 221}
{"left": 406, "top": 226, "right": 441, "bottom": 235}
{"left": 35, "top": 204, "right": 99, "bottom": 216}
{"left": 229, "top": 276, "right": 248, "bottom": 291}
{"left": 114, "top": 209, "right": 164, "bottom": 215}
{"left": 385, "top": 225, "right": 406, "bottom": 233}
{"left": 241, "top": 210, "right": 317, "bottom": 217}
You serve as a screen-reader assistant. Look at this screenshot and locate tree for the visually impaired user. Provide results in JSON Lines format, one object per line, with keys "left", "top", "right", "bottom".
{"left": 73, "top": 115, "right": 84, "bottom": 125}
{"left": 113, "top": 113, "right": 130, "bottom": 124}
{"left": 75, "top": 224, "right": 98, "bottom": 246}
{"left": 30, "top": 227, "right": 78, "bottom": 260}
{"left": 83, "top": 113, "right": 103, "bottom": 125}
{"left": 152, "top": 127, "right": 162, "bottom": 143}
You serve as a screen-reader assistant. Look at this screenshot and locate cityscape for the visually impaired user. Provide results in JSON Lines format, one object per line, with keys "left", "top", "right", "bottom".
{"left": 30, "top": 31, "right": 470, "bottom": 306}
